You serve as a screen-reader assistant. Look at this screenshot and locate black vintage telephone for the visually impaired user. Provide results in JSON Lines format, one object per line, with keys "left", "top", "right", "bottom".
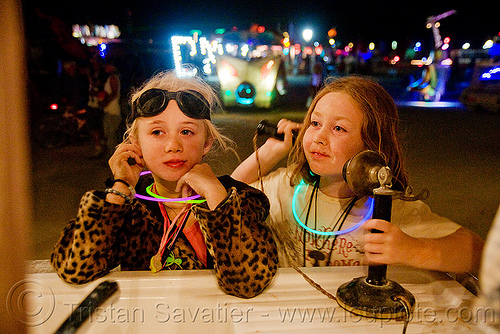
{"left": 337, "top": 150, "right": 415, "bottom": 320}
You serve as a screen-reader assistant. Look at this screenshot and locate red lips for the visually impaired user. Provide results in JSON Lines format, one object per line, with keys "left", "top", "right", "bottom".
{"left": 164, "top": 159, "right": 186, "bottom": 168}
{"left": 310, "top": 151, "right": 329, "bottom": 159}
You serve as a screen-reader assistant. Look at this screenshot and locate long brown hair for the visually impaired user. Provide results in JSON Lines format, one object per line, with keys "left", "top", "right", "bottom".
{"left": 289, "top": 75, "right": 408, "bottom": 191}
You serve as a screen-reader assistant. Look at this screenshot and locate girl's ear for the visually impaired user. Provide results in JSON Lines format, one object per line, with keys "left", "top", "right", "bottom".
{"left": 130, "top": 134, "right": 139, "bottom": 146}
{"left": 203, "top": 136, "right": 214, "bottom": 156}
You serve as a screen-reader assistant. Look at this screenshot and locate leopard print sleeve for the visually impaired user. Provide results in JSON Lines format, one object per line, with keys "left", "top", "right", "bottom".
{"left": 191, "top": 181, "right": 279, "bottom": 299}
{"left": 50, "top": 191, "right": 152, "bottom": 284}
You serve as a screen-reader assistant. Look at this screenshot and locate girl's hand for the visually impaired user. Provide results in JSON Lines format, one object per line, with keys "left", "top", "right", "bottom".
{"left": 263, "top": 119, "right": 301, "bottom": 159}
{"left": 175, "top": 163, "right": 227, "bottom": 210}
{"left": 108, "top": 143, "right": 144, "bottom": 188}
{"left": 231, "top": 119, "right": 301, "bottom": 184}
{"left": 362, "top": 219, "right": 421, "bottom": 266}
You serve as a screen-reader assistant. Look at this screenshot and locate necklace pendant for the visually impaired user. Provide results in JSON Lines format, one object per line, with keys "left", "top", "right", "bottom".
{"left": 309, "top": 250, "right": 326, "bottom": 267}
{"left": 150, "top": 253, "right": 164, "bottom": 273}
{"left": 164, "top": 252, "right": 183, "bottom": 269}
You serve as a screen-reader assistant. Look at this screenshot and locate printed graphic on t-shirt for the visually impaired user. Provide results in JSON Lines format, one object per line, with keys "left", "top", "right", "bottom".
{"left": 293, "top": 224, "right": 364, "bottom": 267}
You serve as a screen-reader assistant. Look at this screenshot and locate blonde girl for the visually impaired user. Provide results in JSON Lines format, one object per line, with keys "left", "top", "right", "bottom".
{"left": 52, "top": 71, "right": 278, "bottom": 298}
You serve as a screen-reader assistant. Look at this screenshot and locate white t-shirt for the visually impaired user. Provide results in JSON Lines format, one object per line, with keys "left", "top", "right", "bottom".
{"left": 253, "top": 168, "right": 461, "bottom": 267}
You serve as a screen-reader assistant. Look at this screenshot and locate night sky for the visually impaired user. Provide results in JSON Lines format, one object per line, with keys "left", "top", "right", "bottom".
{"left": 24, "top": 0, "right": 499, "bottom": 48}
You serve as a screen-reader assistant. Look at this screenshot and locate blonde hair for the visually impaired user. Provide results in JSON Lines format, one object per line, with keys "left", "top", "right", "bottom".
{"left": 123, "top": 70, "right": 236, "bottom": 158}
{"left": 289, "top": 75, "right": 408, "bottom": 191}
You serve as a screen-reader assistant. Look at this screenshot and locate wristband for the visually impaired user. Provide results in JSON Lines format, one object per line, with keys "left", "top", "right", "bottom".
{"left": 105, "top": 177, "right": 136, "bottom": 198}
{"left": 113, "top": 178, "right": 130, "bottom": 188}
{"left": 114, "top": 179, "right": 136, "bottom": 198}
{"left": 105, "top": 188, "right": 133, "bottom": 203}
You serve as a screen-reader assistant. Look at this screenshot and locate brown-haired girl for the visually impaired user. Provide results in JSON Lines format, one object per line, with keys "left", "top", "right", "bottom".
{"left": 232, "top": 75, "right": 483, "bottom": 274}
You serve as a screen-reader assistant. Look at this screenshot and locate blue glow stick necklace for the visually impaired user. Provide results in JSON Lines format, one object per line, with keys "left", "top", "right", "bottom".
{"left": 292, "top": 180, "right": 375, "bottom": 236}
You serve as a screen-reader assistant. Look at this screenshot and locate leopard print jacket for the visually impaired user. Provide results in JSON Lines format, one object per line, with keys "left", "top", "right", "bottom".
{"left": 51, "top": 175, "right": 278, "bottom": 298}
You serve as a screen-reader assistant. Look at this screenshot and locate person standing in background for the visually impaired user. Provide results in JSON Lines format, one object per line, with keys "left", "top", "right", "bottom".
{"left": 86, "top": 54, "right": 106, "bottom": 158}
{"left": 306, "top": 62, "right": 324, "bottom": 108}
{"left": 58, "top": 60, "right": 88, "bottom": 115}
{"left": 101, "top": 61, "right": 121, "bottom": 158}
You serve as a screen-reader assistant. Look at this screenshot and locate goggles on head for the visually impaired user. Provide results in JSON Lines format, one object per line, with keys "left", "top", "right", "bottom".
{"left": 130, "top": 88, "right": 211, "bottom": 121}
